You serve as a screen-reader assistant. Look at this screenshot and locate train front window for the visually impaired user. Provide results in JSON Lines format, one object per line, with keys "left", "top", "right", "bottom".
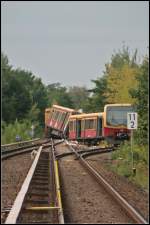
{"left": 106, "top": 106, "right": 134, "bottom": 126}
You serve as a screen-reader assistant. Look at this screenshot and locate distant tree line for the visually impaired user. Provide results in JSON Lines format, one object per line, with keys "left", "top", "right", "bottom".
{"left": 1, "top": 46, "right": 148, "bottom": 145}
{"left": 1, "top": 53, "right": 90, "bottom": 133}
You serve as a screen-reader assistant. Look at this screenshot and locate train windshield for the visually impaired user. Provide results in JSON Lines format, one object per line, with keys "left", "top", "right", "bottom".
{"left": 106, "top": 106, "right": 134, "bottom": 126}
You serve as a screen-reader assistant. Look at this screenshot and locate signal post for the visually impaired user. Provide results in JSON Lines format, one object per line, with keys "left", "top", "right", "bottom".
{"left": 127, "top": 112, "right": 138, "bottom": 176}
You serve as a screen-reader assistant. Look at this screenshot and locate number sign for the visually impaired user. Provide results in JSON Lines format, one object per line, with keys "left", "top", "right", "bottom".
{"left": 127, "top": 113, "right": 138, "bottom": 129}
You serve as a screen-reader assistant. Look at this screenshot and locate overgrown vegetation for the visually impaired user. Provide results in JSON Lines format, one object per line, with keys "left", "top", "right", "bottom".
{"left": 108, "top": 141, "right": 148, "bottom": 189}
{"left": 2, "top": 119, "right": 43, "bottom": 144}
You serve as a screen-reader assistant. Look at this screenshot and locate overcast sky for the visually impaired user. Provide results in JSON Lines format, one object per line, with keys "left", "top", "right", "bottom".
{"left": 2, "top": 1, "right": 149, "bottom": 88}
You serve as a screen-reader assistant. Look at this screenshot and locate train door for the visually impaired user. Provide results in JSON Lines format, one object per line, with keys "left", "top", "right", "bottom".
{"left": 97, "top": 117, "right": 102, "bottom": 136}
{"left": 76, "top": 120, "right": 81, "bottom": 138}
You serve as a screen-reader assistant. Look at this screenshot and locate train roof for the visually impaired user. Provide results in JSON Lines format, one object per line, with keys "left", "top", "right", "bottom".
{"left": 70, "top": 112, "right": 103, "bottom": 120}
{"left": 52, "top": 104, "right": 76, "bottom": 112}
{"left": 104, "top": 103, "right": 132, "bottom": 111}
{"left": 45, "top": 108, "right": 51, "bottom": 112}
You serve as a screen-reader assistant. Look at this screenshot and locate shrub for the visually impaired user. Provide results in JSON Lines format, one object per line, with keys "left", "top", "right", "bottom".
{"left": 110, "top": 140, "right": 148, "bottom": 189}
{"left": 2, "top": 119, "right": 42, "bottom": 144}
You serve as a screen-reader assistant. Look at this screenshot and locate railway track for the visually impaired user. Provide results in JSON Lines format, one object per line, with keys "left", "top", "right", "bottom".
{"left": 55, "top": 146, "right": 114, "bottom": 159}
{"left": 65, "top": 140, "right": 148, "bottom": 224}
{"left": 1, "top": 138, "right": 40, "bottom": 151}
{"left": 2, "top": 139, "right": 148, "bottom": 223}
{"left": 5, "top": 140, "right": 64, "bottom": 224}
{"left": 1, "top": 139, "right": 51, "bottom": 160}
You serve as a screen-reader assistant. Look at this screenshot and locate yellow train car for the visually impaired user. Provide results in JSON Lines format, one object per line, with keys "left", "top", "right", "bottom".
{"left": 68, "top": 104, "right": 134, "bottom": 145}
{"left": 68, "top": 112, "right": 103, "bottom": 145}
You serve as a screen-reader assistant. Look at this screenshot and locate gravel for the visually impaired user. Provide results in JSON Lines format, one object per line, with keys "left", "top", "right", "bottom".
{"left": 86, "top": 152, "right": 149, "bottom": 222}
{"left": 55, "top": 144, "right": 135, "bottom": 224}
{"left": 2, "top": 141, "right": 148, "bottom": 224}
{"left": 1, "top": 153, "right": 33, "bottom": 223}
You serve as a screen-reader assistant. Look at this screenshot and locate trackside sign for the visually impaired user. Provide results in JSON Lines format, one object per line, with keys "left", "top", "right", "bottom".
{"left": 127, "top": 112, "right": 138, "bottom": 129}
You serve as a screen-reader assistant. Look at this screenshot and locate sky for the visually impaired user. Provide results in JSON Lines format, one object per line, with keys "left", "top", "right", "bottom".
{"left": 1, "top": 1, "right": 149, "bottom": 88}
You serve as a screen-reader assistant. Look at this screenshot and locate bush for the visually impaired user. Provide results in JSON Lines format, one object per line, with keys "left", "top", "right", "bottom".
{"left": 2, "top": 119, "right": 42, "bottom": 144}
{"left": 110, "top": 140, "right": 148, "bottom": 189}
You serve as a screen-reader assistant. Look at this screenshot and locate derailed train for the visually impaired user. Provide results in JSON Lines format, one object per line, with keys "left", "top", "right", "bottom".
{"left": 45, "top": 105, "right": 78, "bottom": 138}
{"left": 45, "top": 104, "right": 134, "bottom": 145}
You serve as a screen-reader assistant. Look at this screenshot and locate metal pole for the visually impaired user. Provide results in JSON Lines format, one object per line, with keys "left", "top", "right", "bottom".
{"left": 131, "top": 130, "right": 133, "bottom": 169}
{"left": 131, "top": 130, "right": 136, "bottom": 176}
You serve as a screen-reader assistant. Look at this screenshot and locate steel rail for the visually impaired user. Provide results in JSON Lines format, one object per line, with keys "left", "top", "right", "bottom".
{"left": 80, "top": 148, "right": 114, "bottom": 158}
{"left": 65, "top": 140, "right": 148, "bottom": 224}
{"left": 1, "top": 146, "right": 38, "bottom": 160}
{"left": 1, "top": 138, "right": 40, "bottom": 151}
{"left": 5, "top": 145, "right": 43, "bottom": 224}
{"left": 55, "top": 147, "right": 114, "bottom": 159}
{"left": 42, "top": 139, "right": 65, "bottom": 149}
{"left": 5, "top": 139, "right": 64, "bottom": 224}
{"left": 2, "top": 144, "right": 37, "bottom": 154}
{"left": 51, "top": 139, "right": 64, "bottom": 224}
{"left": 2, "top": 140, "right": 44, "bottom": 154}
{"left": 54, "top": 139, "right": 65, "bottom": 146}
{"left": 1, "top": 139, "right": 51, "bottom": 160}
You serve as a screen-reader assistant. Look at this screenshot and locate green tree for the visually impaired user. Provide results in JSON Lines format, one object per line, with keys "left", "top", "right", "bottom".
{"left": 46, "top": 83, "right": 73, "bottom": 108}
{"left": 104, "top": 47, "right": 139, "bottom": 104}
{"left": 10, "top": 68, "right": 48, "bottom": 126}
{"left": 31, "top": 78, "right": 48, "bottom": 126}
{"left": 2, "top": 54, "right": 32, "bottom": 122}
{"left": 88, "top": 75, "right": 108, "bottom": 112}
{"left": 68, "top": 86, "right": 89, "bottom": 110}
{"left": 130, "top": 56, "right": 148, "bottom": 145}
{"left": 2, "top": 53, "right": 48, "bottom": 126}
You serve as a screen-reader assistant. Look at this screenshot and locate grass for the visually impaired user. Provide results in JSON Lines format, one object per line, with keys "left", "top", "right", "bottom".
{"left": 107, "top": 141, "right": 148, "bottom": 190}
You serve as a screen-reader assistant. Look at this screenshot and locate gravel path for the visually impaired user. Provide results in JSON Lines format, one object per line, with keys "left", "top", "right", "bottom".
{"left": 55, "top": 144, "right": 134, "bottom": 224}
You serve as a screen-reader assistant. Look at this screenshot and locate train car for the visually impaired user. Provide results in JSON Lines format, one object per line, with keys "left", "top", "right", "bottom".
{"left": 45, "top": 105, "right": 77, "bottom": 138}
{"left": 68, "top": 103, "right": 134, "bottom": 145}
{"left": 68, "top": 112, "right": 104, "bottom": 145}
{"left": 103, "top": 103, "right": 134, "bottom": 144}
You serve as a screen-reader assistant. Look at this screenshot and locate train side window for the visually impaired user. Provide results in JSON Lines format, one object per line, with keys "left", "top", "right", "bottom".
{"left": 73, "top": 120, "right": 76, "bottom": 131}
{"left": 90, "top": 120, "right": 94, "bottom": 129}
{"left": 61, "top": 112, "right": 66, "bottom": 122}
{"left": 85, "top": 120, "right": 89, "bottom": 129}
{"left": 60, "top": 113, "right": 64, "bottom": 122}
{"left": 57, "top": 112, "right": 63, "bottom": 122}
{"left": 63, "top": 113, "right": 69, "bottom": 127}
{"left": 56, "top": 111, "right": 60, "bottom": 120}
{"left": 69, "top": 121, "right": 73, "bottom": 131}
{"left": 81, "top": 120, "right": 85, "bottom": 131}
{"left": 93, "top": 119, "right": 97, "bottom": 129}
{"left": 53, "top": 111, "right": 57, "bottom": 120}
{"left": 85, "top": 119, "right": 95, "bottom": 129}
